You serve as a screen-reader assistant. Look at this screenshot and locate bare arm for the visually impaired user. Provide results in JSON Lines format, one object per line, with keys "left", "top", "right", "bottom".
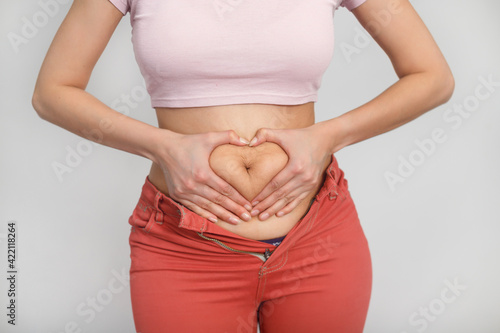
{"left": 248, "top": 0, "right": 455, "bottom": 218}
{"left": 32, "top": 0, "right": 252, "bottom": 224}
{"left": 32, "top": 0, "right": 163, "bottom": 161}
{"left": 318, "top": 0, "right": 455, "bottom": 153}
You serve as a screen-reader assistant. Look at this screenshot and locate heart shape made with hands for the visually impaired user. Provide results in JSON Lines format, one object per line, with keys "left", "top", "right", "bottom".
{"left": 208, "top": 141, "right": 289, "bottom": 202}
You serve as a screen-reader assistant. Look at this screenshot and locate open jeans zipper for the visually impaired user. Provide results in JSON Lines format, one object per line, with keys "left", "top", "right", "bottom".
{"left": 197, "top": 232, "right": 273, "bottom": 262}
{"left": 195, "top": 197, "right": 316, "bottom": 262}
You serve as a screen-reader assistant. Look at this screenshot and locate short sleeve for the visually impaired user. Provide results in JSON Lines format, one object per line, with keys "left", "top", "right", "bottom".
{"left": 107, "top": 0, "right": 129, "bottom": 15}
{"left": 340, "top": 0, "right": 368, "bottom": 11}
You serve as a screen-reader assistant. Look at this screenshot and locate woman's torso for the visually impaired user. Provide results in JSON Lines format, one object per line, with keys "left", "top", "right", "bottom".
{"left": 148, "top": 102, "right": 331, "bottom": 240}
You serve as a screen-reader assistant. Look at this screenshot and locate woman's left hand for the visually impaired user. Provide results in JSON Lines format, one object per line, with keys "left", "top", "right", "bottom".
{"left": 248, "top": 122, "right": 335, "bottom": 220}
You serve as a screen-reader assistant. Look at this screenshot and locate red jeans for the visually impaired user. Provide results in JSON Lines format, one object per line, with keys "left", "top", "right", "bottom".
{"left": 128, "top": 154, "right": 372, "bottom": 333}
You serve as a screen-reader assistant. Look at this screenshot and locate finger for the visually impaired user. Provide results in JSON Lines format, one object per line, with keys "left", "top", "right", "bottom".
{"left": 275, "top": 191, "right": 311, "bottom": 217}
{"left": 176, "top": 198, "right": 219, "bottom": 224}
{"left": 211, "top": 129, "right": 250, "bottom": 147}
{"left": 250, "top": 163, "right": 296, "bottom": 206}
{"left": 189, "top": 194, "right": 245, "bottom": 225}
{"left": 200, "top": 183, "right": 252, "bottom": 222}
{"left": 249, "top": 128, "right": 281, "bottom": 147}
{"left": 257, "top": 193, "right": 301, "bottom": 221}
{"left": 255, "top": 186, "right": 308, "bottom": 221}
{"left": 250, "top": 179, "right": 299, "bottom": 218}
{"left": 252, "top": 158, "right": 318, "bottom": 207}
{"left": 171, "top": 176, "right": 249, "bottom": 223}
{"left": 205, "top": 170, "right": 253, "bottom": 213}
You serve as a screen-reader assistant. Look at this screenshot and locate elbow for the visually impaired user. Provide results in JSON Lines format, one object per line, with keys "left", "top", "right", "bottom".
{"left": 32, "top": 85, "right": 52, "bottom": 121}
{"left": 31, "top": 89, "right": 44, "bottom": 119}
{"left": 438, "top": 69, "right": 455, "bottom": 104}
{"left": 431, "top": 66, "right": 455, "bottom": 106}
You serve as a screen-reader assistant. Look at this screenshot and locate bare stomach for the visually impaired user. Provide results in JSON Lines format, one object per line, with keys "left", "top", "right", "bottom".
{"left": 147, "top": 102, "right": 330, "bottom": 240}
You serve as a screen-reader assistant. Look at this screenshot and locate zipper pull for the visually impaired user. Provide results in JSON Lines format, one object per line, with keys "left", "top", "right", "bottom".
{"left": 264, "top": 248, "right": 272, "bottom": 261}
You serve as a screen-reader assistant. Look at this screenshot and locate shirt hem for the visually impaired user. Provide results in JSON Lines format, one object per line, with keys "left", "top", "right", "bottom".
{"left": 341, "top": 0, "right": 367, "bottom": 11}
{"left": 150, "top": 94, "right": 318, "bottom": 108}
{"left": 107, "top": 0, "right": 128, "bottom": 15}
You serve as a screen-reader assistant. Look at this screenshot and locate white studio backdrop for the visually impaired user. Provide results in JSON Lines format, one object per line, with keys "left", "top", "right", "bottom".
{"left": 1, "top": 0, "right": 499, "bottom": 332}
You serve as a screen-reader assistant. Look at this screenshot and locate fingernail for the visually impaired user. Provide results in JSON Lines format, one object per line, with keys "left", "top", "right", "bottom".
{"left": 229, "top": 217, "right": 241, "bottom": 225}
{"left": 251, "top": 209, "right": 260, "bottom": 216}
{"left": 244, "top": 204, "right": 252, "bottom": 211}
{"left": 208, "top": 217, "right": 218, "bottom": 223}
{"left": 251, "top": 200, "right": 259, "bottom": 206}
{"left": 239, "top": 137, "right": 250, "bottom": 144}
{"left": 242, "top": 212, "right": 251, "bottom": 221}
{"left": 249, "top": 137, "right": 258, "bottom": 146}
{"left": 260, "top": 212, "right": 269, "bottom": 220}
{"left": 276, "top": 211, "right": 284, "bottom": 217}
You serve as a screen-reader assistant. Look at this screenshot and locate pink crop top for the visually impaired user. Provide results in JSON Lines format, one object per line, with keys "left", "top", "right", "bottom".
{"left": 107, "top": 0, "right": 368, "bottom": 108}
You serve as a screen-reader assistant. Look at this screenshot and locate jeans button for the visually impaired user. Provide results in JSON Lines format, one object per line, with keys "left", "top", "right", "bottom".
{"left": 329, "top": 193, "right": 337, "bottom": 200}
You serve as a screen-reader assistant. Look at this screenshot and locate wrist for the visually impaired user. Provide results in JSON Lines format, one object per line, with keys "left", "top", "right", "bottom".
{"left": 148, "top": 127, "right": 182, "bottom": 166}
{"left": 313, "top": 116, "right": 352, "bottom": 154}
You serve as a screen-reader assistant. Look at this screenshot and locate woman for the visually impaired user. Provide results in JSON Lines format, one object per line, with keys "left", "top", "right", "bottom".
{"left": 32, "top": 0, "right": 454, "bottom": 331}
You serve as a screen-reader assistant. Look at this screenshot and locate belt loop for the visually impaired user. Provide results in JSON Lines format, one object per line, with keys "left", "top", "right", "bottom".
{"left": 328, "top": 187, "right": 339, "bottom": 201}
{"left": 153, "top": 191, "right": 164, "bottom": 225}
{"left": 328, "top": 175, "right": 339, "bottom": 201}
{"left": 327, "top": 154, "right": 347, "bottom": 202}
{"left": 328, "top": 160, "right": 339, "bottom": 201}
{"left": 330, "top": 155, "right": 338, "bottom": 182}
{"left": 341, "top": 179, "right": 348, "bottom": 201}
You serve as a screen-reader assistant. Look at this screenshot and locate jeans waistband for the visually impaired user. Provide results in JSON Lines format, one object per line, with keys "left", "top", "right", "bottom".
{"left": 137, "top": 153, "right": 349, "bottom": 233}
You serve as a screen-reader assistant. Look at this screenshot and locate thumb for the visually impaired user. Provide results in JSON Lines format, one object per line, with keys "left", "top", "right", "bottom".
{"left": 213, "top": 129, "right": 250, "bottom": 146}
{"left": 249, "top": 128, "right": 275, "bottom": 147}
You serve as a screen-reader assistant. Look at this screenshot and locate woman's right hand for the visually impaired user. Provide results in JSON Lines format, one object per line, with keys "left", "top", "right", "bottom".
{"left": 154, "top": 129, "right": 253, "bottom": 225}
{"left": 29, "top": 0, "right": 251, "bottom": 225}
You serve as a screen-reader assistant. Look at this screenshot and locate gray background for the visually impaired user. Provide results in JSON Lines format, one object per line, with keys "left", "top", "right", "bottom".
{"left": 1, "top": 0, "right": 499, "bottom": 332}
